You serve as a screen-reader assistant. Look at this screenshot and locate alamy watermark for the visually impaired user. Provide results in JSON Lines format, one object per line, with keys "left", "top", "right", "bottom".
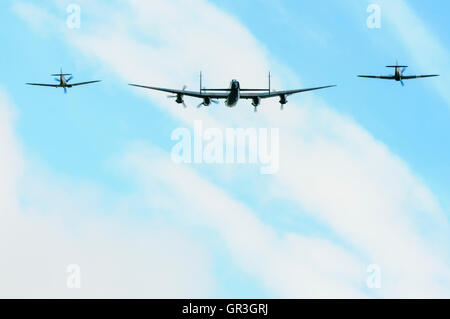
{"left": 66, "top": 264, "right": 81, "bottom": 289}
{"left": 366, "top": 264, "right": 381, "bottom": 289}
{"left": 66, "top": 4, "right": 81, "bottom": 29}
{"left": 366, "top": 4, "right": 381, "bottom": 29}
{"left": 171, "top": 121, "right": 279, "bottom": 174}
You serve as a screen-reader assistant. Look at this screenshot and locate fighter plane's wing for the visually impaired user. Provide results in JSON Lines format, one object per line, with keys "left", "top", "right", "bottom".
{"left": 128, "top": 84, "right": 229, "bottom": 99}
{"left": 69, "top": 80, "right": 102, "bottom": 87}
{"left": 357, "top": 75, "right": 395, "bottom": 79}
{"left": 240, "top": 85, "right": 336, "bottom": 99}
{"left": 26, "top": 83, "right": 59, "bottom": 87}
{"left": 401, "top": 74, "right": 439, "bottom": 80}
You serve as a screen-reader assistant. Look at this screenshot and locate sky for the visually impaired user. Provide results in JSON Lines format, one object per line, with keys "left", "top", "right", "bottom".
{"left": 0, "top": 0, "right": 449, "bottom": 298}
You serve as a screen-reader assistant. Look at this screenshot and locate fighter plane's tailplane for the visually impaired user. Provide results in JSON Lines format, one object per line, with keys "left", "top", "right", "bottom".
{"left": 51, "top": 69, "right": 72, "bottom": 77}
{"left": 386, "top": 65, "right": 408, "bottom": 68}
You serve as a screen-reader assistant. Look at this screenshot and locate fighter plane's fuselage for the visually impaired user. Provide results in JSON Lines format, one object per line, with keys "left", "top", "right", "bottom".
{"left": 225, "top": 79, "right": 240, "bottom": 107}
{"left": 60, "top": 75, "right": 67, "bottom": 87}
{"left": 394, "top": 67, "right": 402, "bottom": 81}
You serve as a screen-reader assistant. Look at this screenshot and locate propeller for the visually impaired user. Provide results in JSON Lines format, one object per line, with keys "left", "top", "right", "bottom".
{"left": 167, "top": 85, "right": 187, "bottom": 108}
{"left": 197, "top": 99, "right": 218, "bottom": 108}
{"left": 63, "top": 87, "right": 67, "bottom": 94}
{"left": 400, "top": 80, "right": 405, "bottom": 87}
{"left": 66, "top": 75, "right": 73, "bottom": 82}
{"left": 54, "top": 78, "right": 60, "bottom": 82}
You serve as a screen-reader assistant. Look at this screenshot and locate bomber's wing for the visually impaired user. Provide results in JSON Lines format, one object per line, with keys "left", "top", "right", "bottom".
{"left": 401, "top": 74, "right": 439, "bottom": 80}
{"left": 128, "top": 84, "right": 229, "bottom": 99}
{"left": 357, "top": 75, "right": 395, "bottom": 79}
{"left": 26, "top": 83, "right": 59, "bottom": 87}
{"left": 69, "top": 80, "right": 102, "bottom": 87}
{"left": 240, "top": 85, "right": 336, "bottom": 99}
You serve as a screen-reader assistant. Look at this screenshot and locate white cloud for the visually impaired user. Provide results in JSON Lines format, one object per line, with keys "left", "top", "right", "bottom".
{"left": 10, "top": 0, "right": 450, "bottom": 297}
{"left": 121, "top": 145, "right": 365, "bottom": 298}
{"left": 11, "top": 2, "right": 60, "bottom": 37}
{"left": 0, "top": 90, "right": 215, "bottom": 298}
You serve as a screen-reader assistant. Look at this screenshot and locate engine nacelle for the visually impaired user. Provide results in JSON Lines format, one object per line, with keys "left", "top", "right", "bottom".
{"left": 279, "top": 94, "right": 287, "bottom": 105}
{"left": 252, "top": 97, "right": 261, "bottom": 107}
{"left": 202, "top": 97, "right": 211, "bottom": 106}
{"left": 175, "top": 94, "right": 184, "bottom": 104}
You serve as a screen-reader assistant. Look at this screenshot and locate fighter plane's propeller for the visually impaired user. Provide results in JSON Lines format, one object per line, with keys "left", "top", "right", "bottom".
{"left": 66, "top": 75, "right": 73, "bottom": 82}
{"left": 167, "top": 85, "right": 187, "bottom": 108}
{"left": 400, "top": 67, "right": 407, "bottom": 87}
{"left": 63, "top": 87, "right": 67, "bottom": 94}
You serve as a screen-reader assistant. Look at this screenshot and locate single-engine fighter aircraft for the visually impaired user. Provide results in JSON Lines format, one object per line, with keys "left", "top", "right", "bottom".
{"left": 26, "top": 69, "right": 101, "bottom": 93}
{"left": 129, "top": 72, "right": 336, "bottom": 112}
{"left": 358, "top": 61, "right": 439, "bottom": 86}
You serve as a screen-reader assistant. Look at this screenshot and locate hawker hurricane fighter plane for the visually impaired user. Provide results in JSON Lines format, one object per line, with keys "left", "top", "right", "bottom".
{"left": 129, "top": 72, "right": 336, "bottom": 112}
{"left": 358, "top": 61, "right": 439, "bottom": 86}
{"left": 26, "top": 69, "right": 101, "bottom": 93}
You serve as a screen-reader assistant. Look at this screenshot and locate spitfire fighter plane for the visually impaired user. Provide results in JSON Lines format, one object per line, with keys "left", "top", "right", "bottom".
{"left": 129, "top": 72, "right": 336, "bottom": 112}
{"left": 358, "top": 61, "right": 439, "bottom": 86}
{"left": 26, "top": 69, "right": 101, "bottom": 93}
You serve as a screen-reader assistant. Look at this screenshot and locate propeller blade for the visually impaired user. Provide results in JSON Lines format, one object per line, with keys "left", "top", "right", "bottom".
{"left": 400, "top": 80, "right": 405, "bottom": 87}
{"left": 167, "top": 95, "right": 177, "bottom": 98}
{"left": 254, "top": 106, "right": 257, "bottom": 112}
{"left": 182, "top": 102, "right": 187, "bottom": 108}
{"left": 54, "top": 78, "right": 60, "bottom": 82}
{"left": 182, "top": 85, "right": 187, "bottom": 91}
{"left": 66, "top": 75, "right": 73, "bottom": 82}
{"left": 211, "top": 99, "right": 219, "bottom": 104}
{"left": 63, "top": 87, "right": 67, "bottom": 94}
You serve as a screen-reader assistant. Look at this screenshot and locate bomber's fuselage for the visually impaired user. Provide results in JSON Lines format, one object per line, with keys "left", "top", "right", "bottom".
{"left": 225, "top": 80, "right": 240, "bottom": 107}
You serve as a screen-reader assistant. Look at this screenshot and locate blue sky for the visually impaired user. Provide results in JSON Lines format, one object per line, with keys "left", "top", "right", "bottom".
{"left": 0, "top": 0, "right": 449, "bottom": 298}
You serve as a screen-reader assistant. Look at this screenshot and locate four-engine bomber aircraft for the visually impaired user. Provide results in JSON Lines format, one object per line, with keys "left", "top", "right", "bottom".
{"left": 26, "top": 69, "right": 101, "bottom": 93}
{"left": 129, "top": 72, "right": 336, "bottom": 112}
{"left": 358, "top": 61, "right": 439, "bottom": 86}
